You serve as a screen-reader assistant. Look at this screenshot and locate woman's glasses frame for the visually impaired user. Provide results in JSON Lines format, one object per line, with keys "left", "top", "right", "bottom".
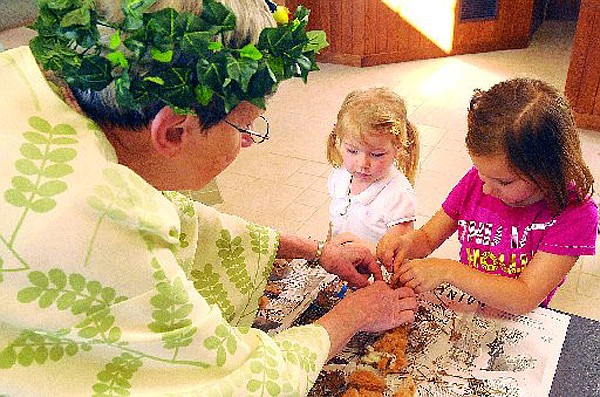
{"left": 224, "top": 115, "right": 270, "bottom": 144}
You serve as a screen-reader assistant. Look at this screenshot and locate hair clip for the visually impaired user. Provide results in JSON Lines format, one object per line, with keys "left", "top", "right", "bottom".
{"left": 390, "top": 122, "right": 402, "bottom": 136}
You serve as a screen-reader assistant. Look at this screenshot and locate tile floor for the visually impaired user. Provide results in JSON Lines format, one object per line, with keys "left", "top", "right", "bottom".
{"left": 2, "top": 20, "right": 599, "bottom": 320}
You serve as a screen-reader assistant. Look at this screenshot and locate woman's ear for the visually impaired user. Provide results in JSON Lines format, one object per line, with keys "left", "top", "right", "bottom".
{"left": 150, "top": 106, "right": 191, "bottom": 157}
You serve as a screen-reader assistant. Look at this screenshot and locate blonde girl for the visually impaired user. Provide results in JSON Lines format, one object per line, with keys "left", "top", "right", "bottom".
{"left": 378, "top": 77, "right": 598, "bottom": 315}
{"left": 326, "top": 87, "right": 420, "bottom": 248}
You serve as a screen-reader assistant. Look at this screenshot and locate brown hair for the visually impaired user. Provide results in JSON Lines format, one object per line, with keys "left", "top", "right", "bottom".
{"left": 466, "top": 77, "right": 594, "bottom": 212}
{"left": 326, "top": 87, "right": 420, "bottom": 184}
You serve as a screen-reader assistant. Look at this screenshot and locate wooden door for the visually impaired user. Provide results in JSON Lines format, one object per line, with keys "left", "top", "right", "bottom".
{"left": 286, "top": 0, "right": 535, "bottom": 67}
{"left": 565, "top": 0, "right": 600, "bottom": 131}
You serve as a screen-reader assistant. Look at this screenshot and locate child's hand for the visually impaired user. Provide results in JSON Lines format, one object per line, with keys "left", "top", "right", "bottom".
{"left": 376, "top": 232, "right": 410, "bottom": 273}
{"left": 392, "top": 258, "right": 449, "bottom": 293}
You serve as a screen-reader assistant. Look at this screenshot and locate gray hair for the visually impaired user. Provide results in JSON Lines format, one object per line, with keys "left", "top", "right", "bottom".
{"left": 72, "top": 0, "right": 274, "bottom": 130}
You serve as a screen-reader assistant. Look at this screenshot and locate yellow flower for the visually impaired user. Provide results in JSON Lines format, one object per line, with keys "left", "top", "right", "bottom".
{"left": 273, "top": 5, "right": 290, "bottom": 25}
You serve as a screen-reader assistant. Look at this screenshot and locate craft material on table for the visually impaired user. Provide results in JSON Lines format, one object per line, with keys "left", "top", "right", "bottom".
{"left": 254, "top": 262, "right": 571, "bottom": 397}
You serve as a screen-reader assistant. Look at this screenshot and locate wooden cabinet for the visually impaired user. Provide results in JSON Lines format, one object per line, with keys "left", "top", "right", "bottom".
{"left": 287, "top": 0, "right": 535, "bottom": 67}
{"left": 565, "top": 0, "right": 600, "bottom": 131}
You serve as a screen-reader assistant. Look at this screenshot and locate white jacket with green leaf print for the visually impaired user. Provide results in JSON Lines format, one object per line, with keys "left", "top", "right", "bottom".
{"left": 0, "top": 46, "right": 330, "bottom": 397}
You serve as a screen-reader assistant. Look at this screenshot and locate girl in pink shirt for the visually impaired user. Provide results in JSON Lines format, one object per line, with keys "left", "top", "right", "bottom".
{"left": 378, "top": 78, "right": 597, "bottom": 315}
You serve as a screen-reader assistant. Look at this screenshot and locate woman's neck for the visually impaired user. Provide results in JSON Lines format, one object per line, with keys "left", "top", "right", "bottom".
{"left": 103, "top": 126, "right": 176, "bottom": 189}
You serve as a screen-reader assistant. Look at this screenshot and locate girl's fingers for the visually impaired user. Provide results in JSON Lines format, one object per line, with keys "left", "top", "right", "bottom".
{"left": 405, "top": 279, "right": 419, "bottom": 291}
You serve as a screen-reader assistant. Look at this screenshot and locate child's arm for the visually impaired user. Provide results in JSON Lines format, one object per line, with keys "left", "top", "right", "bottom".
{"left": 377, "top": 209, "right": 457, "bottom": 271}
{"left": 395, "top": 252, "right": 578, "bottom": 315}
{"left": 387, "top": 220, "right": 414, "bottom": 238}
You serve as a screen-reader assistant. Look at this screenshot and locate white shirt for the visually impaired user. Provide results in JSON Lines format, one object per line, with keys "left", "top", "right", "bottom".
{"left": 328, "top": 166, "right": 417, "bottom": 244}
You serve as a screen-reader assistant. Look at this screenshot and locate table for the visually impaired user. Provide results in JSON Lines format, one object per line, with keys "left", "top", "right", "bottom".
{"left": 549, "top": 312, "right": 600, "bottom": 397}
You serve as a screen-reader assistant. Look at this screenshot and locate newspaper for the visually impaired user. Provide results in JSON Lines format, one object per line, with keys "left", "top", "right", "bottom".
{"left": 253, "top": 259, "right": 337, "bottom": 334}
{"left": 254, "top": 262, "right": 570, "bottom": 397}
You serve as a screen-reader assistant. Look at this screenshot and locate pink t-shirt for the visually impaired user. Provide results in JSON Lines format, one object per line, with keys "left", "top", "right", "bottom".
{"left": 442, "top": 167, "right": 598, "bottom": 306}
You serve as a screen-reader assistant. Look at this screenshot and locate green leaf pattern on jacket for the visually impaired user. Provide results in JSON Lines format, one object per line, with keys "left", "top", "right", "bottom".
{"left": 203, "top": 324, "right": 238, "bottom": 367}
{"left": 217, "top": 230, "right": 253, "bottom": 295}
{"left": 248, "top": 223, "right": 277, "bottom": 282}
{"left": 91, "top": 352, "right": 143, "bottom": 396}
{"left": 16, "top": 268, "right": 128, "bottom": 342}
{"left": 3, "top": 116, "right": 77, "bottom": 256}
{"left": 86, "top": 167, "right": 179, "bottom": 265}
{"left": 0, "top": 329, "right": 92, "bottom": 369}
{"left": 149, "top": 258, "right": 198, "bottom": 355}
{"left": 279, "top": 340, "right": 318, "bottom": 374}
{"left": 191, "top": 263, "right": 236, "bottom": 322}
{"left": 246, "top": 342, "right": 283, "bottom": 396}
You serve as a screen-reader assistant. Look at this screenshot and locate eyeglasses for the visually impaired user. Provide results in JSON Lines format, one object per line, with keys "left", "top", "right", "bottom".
{"left": 224, "top": 115, "right": 270, "bottom": 144}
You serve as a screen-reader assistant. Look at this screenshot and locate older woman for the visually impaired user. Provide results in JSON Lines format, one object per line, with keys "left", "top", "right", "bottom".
{"left": 0, "top": 0, "right": 416, "bottom": 395}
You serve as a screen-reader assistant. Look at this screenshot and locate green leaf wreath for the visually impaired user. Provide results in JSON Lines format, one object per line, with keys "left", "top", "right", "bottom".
{"left": 29, "top": 0, "right": 328, "bottom": 117}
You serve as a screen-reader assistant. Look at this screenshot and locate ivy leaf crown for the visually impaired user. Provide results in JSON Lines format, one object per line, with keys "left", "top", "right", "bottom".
{"left": 29, "top": 0, "right": 328, "bottom": 117}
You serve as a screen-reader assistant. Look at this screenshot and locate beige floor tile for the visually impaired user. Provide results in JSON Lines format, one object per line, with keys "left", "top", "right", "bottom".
{"left": 580, "top": 254, "right": 600, "bottom": 276}
{"left": 417, "top": 124, "right": 447, "bottom": 149}
{"left": 225, "top": 149, "right": 306, "bottom": 182}
{"left": 0, "top": 26, "right": 36, "bottom": 48}
{"left": 420, "top": 145, "right": 472, "bottom": 180}
{"left": 254, "top": 210, "right": 304, "bottom": 236}
{"left": 550, "top": 286, "right": 600, "bottom": 321}
{"left": 577, "top": 273, "right": 600, "bottom": 299}
{"left": 216, "top": 171, "right": 255, "bottom": 190}
{"left": 579, "top": 129, "right": 600, "bottom": 194}
{"left": 295, "top": 202, "right": 330, "bottom": 240}
{"left": 551, "top": 262, "right": 593, "bottom": 321}
{"left": 308, "top": 176, "right": 328, "bottom": 194}
{"left": 295, "top": 189, "right": 329, "bottom": 209}
{"left": 419, "top": 144, "right": 437, "bottom": 166}
{"left": 410, "top": 104, "right": 469, "bottom": 132}
{"left": 219, "top": 180, "right": 305, "bottom": 218}
{"left": 414, "top": 170, "right": 460, "bottom": 217}
{"left": 281, "top": 203, "right": 320, "bottom": 223}
{"left": 283, "top": 171, "right": 322, "bottom": 190}
{"left": 299, "top": 160, "right": 331, "bottom": 177}
{"left": 571, "top": 256, "right": 583, "bottom": 273}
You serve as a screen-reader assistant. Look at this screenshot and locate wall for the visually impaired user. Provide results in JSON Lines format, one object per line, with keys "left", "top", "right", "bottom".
{"left": 287, "top": 0, "right": 535, "bottom": 67}
{"left": 565, "top": 0, "right": 600, "bottom": 131}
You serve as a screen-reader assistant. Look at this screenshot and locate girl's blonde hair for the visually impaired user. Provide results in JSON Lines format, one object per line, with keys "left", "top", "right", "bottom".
{"left": 326, "top": 87, "right": 420, "bottom": 184}
{"left": 466, "top": 77, "right": 594, "bottom": 213}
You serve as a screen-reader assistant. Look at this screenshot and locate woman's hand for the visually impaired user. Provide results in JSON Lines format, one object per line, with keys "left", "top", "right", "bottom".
{"left": 320, "top": 233, "right": 382, "bottom": 288}
{"left": 391, "top": 258, "right": 450, "bottom": 293}
{"left": 347, "top": 282, "right": 417, "bottom": 333}
{"left": 316, "top": 281, "right": 417, "bottom": 358}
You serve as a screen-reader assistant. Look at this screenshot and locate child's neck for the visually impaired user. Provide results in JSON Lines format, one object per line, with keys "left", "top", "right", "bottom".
{"left": 350, "top": 176, "right": 373, "bottom": 195}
